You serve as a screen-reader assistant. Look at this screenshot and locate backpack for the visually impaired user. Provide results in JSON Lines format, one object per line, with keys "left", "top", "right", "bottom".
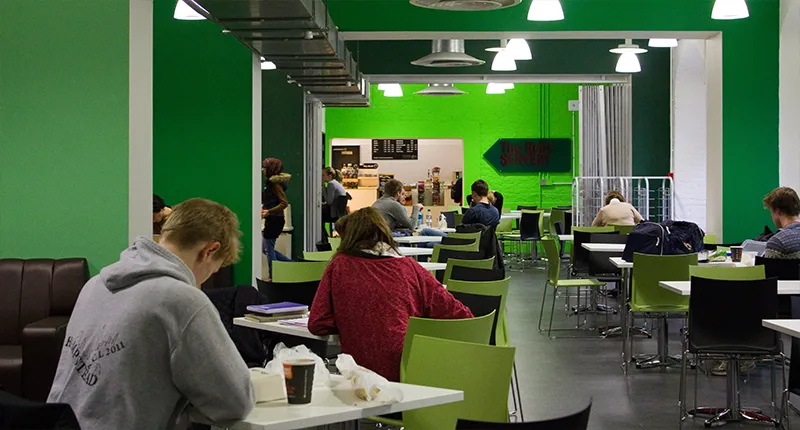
{"left": 622, "top": 220, "right": 704, "bottom": 262}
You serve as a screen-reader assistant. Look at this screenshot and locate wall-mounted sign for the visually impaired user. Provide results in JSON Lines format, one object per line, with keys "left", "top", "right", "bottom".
{"left": 483, "top": 138, "right": 571, "bottom": 173}
{"left": 372, "top": 139, "right": 419, "bottom": 160}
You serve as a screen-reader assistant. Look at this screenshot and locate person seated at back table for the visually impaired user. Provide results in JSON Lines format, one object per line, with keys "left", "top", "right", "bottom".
{"left": 372, "top": 178, "right": 447, "bottom": 239}
{"left": 763, "top": 186, "right": 800, "bottom": 259}
{"left": 48, "top": 198, "right": 254, "bottom": 429}
{"left": 462, "top": 180, "right": 500, "bottom": 228}
{"left": 308, "top": 207, "right": 473, "bottom": 382}
{"left": 591, "top": 190, "right": 643, "bottom": 227}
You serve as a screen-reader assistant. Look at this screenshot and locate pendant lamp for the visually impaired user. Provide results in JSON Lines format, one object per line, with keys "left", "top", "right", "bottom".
{"left": 648, "top": 38, "right": 678, "bottom": 48}
{"left": 174, "top": 0, "right": 206, "bottom": 20}
{"left": 527, "top": 0, "right": 564, "bottom": 21}
{"left": 609, "top": 39, "right": 647, "bottom": 73}
{"left": 491, "top": 50, "right": 517, "bottom": 71}
{"left": 711, "top": 0, "right": 749, "bottom": 19}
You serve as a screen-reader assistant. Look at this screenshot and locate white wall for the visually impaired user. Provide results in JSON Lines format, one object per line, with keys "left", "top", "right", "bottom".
{"left": 129, "top": 0, "right": 153, "bottom": 243}
{"left": 705, "top": 34, "right": 724, "bottom": 239}
{"left": 331, "top": 138, "right": 464, "bottom": 185}
{"left": 781, "top": 0, "right": 800, "bottom": 191}
{"left": 672, "top": 39, "right": 708, "bottom": 230}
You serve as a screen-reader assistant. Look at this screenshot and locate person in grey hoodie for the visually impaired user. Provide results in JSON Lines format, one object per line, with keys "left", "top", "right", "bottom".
{"left": 48, "top": 198, "right": 254, "bottom": 430}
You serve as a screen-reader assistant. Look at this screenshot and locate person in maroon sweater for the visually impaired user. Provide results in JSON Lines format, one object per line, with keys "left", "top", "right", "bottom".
{"left": 308, "top": 207, "right": 473, "bottom": 382}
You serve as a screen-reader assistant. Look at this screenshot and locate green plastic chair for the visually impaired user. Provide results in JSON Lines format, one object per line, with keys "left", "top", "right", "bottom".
{"left": 631, "top": 253, "right": 698, "bottom": 313}
{"left": 302, "top": 250, "right": 334, "bottom": 261}
{"left": 403, "top": 336, "right": 516, "bottom": 430}
{"left": 328, "top": 237, "right": 341, "bottom": 251}
{"left": 454, "top": 213, "right": 464, "bottom": 226}
{"left": 447, "top": 278, "right": 511, "bottom": 347}
{"left": 502, "top": 207, "right": 511, "bottom": 214}
{"left": 703, "top": 234, "right": 718, "bottom": 245}
{"left": 689, "top": 264, "right": 765, "bottom": 281}
{"left": 611, "top": 224, "right": 636, "bottom": 235}
{"left": 271, "top": 260, "right": 329, "bottom": 283}
{"left": 448, "top": 205, "right": 462, "bottom": 212}
{"left": 446, "top": 231, "right": 481, "bottom": 252}
{"left": 432, "top": 243, "right": 480, "bottom": 262}
{"left": 400, "top": 312, "right": 495, "bottom": 380}
{"left": 443, "top": 257, "right": 495, "bottom": 285}
{"left": 549, "top": 208, "right": 566, "bottom": 235}
{"left": 539, "top": 237, "right": 605, "bottom": 338}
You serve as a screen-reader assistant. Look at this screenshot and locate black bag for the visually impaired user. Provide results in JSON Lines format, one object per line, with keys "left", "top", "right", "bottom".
{"left": 755, "top": 225, "right": 775, "bottom": 242}
{"left": 622, "top": 220, "right": 704, "bottom": 262}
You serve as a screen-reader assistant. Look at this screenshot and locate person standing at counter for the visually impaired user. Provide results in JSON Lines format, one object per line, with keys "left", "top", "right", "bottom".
{"left": 463, "top": 180, "right": 500, "bottom": 228}
{"left": 322, "top": 166, "right": 348, "bottom": 221}
{"left": 262, "top": 157, "right": 293, "bottom": 280}
{"left": 372, "top": 179, "right": 447, "bottom": 239}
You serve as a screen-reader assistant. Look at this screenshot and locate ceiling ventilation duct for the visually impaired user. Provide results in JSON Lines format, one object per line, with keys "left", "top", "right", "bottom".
{"left": 191, "top": 0, "right": 369, "bottom": 107}
{"left": 415, "top": 83, "right": 467, "bottom": 97}
{"left": 411, "top": 40, "right": 485, "bottom": 68}
{"left": 410, "top": 0, "right": 521, "bottom": 11}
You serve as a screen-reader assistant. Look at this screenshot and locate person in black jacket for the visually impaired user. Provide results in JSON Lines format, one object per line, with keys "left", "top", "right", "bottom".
{"left": 262, "top": 158, "right": 293, "bottom": 279}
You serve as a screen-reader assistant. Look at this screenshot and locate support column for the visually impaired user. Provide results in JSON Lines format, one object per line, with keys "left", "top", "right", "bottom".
{"left": 705, "top": 34, "right": 724, "bottom": 240}
{"left": 781, "top": 0, "right": 800, "bottom": 191}
{"left": 252, "top": 55, "right": 263, "bottom": 284}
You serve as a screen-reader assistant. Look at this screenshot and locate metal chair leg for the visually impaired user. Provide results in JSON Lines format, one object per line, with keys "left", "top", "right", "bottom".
{"left": 537, "top": 281, "right": 550, "bottom": 332}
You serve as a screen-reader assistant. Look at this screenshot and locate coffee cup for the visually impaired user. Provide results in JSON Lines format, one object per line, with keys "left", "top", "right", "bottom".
{"left": 283, "top": 359, "right": 315, "bottom": 404}
{"left": 730, "top": 246, "right": 744, "bottom": 263}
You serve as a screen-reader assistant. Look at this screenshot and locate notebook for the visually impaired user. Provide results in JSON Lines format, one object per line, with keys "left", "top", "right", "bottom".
{"left": 246, "top": 302, "right": 309, "bottom": 315}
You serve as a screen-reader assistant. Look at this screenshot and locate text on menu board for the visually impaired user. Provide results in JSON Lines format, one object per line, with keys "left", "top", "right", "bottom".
{"left": 372, "top": 139, "right": 419, "bottom": 160}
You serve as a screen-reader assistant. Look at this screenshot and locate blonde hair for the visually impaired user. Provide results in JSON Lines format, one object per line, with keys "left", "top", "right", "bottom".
{"left": 487, "top": 190, "right": 496, "bottom": 204}
{"left": 160, "top": 198, "right": 242, "bottom": 266}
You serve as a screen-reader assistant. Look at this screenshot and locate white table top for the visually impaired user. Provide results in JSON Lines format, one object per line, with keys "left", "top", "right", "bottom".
{"left": 660, "top": 280, "right": 800, "bottom": 296}
{"left": 581, "top": 243, "right": 626, "bottom": 252}
{"left": 763, "top": 319, "right": 800, "bottom": 338}
{"left": 398, "top": 247, "right": 434, "bottom": 257}
{"left": 394, "top": 235, "right": 444, "bottom": 244}
{"left": 196, "top": 375, "right": 463, "bottom": 430}
{"left": 234, "top": 318, "right": 331, "bottom": 341}
{"left": 609, "top": 256, "right": 632, "bottom": 269}
{"left": 418, "top": 262, "right": 447, "bottom": 271}
{"left": 500, "top": 213, "right": 521, "bottom": 220}
{"left": 557, "top": 234, "right": 574, "bottom": 241}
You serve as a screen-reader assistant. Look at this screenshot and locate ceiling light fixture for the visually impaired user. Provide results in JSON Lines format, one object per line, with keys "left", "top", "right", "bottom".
{"left": 260, "top": 58, "right": 277, "bottom": 70}
{"left": 383, "top": 84, "right": 404, "bottom": 97}
{"left": 173, "top": 0, "right": 207, "bottom": 20}
{"left": 500, "top": 83, "right": 515, "bottom": 90}
{"left": 506, "top": 39, "right": 532, "bottom": 60}
{"left": 609, "top": 39, "right": 647, "bottom": 73}
{"left": 527, "top": 0, "right": 564, "bottom": 21}
{"left": 711, "top": 0, "right": 749, "bottom": 20}
{"left": 377, "top": 83, "right": 394, "bottom": 91}
{"left": 491, "top": 50, "right": 517, "bottom": 71}
{"left": 648, "top": 38, "right": 679, "bottom": 48}
{"left": 486, "top": 83, "right": 506, "bottom": 94}
{"left": 486, "top": 39, "right": 508, "bottom": 53}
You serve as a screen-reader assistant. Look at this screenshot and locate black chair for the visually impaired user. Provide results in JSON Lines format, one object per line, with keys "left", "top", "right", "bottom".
{"left": 756, "top": 256, "right": 800, "bottom": 317}
{"left": 442, "top": 211, "right": 457, "bottom": 228}
{"left": 0, "top": 389, "right": 81, "bottom": 429}
{"left": 316, "top": 242, "right": 333, "bottom": 252}
{"left": 457, "top": 401, "right": 591, "bottom": 430}
{"left": 255, "top": 279, "right": 320, "bottom": 307}
{"left": 787, "top": 297, "right": 800, "bottom": 415}
{"left": 564, "top": 211, "right": 573, "bottom": 237}
{"left": 517, "top": 205, "right": 538, "bottom": 211}
{"left": 449, "top": 291, "right": 502, "bottom": 346}
{"left": 449, "top": 266, "right": 506, "bottom": 282}
{"left": 506, "top": 211, "right": 542, "bottom": 270}
{"left": 441, "top": 237, "right": 476, "bottom": 247}
{"left": 434, "top": 248, "right": 483, "bottom": 283}
{"left": 200, "top": 264, "right": 234, "bottom": 290}
{"left": 679, "top": 277, "right": 783, "bottom": 427}
{"left": 571, "top": 231, "right": 619, "bottom": 276}
{"left": 553, "top": 221, "right": 566, "bottom": 259}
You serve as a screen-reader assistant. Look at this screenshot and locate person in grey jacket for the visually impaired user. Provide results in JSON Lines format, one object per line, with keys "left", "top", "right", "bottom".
{"left": 322, "top": 166, "right": 348, "bottom": 219}
{"left": 372, "top": 179, "right": 446, "bottom": 242}
{"left": 48, "top": 198, "right": 254, "bottom": 430}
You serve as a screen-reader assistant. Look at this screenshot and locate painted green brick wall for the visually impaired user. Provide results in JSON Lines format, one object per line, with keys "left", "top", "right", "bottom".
{"left": 153, "top": 0, "right": 253, "bottom": 284}
{"left": 262, "top": 72, "right": 306, "bottom": 259}
{"left": 0, "top": 1, "right": 129, "bottom": 274}
{"left": 326, "top": 84, "right": 578, "bottom": 210}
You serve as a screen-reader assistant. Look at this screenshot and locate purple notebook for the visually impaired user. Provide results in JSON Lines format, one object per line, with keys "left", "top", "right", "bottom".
{"left": 246, "top": 302, "right": 308, "bottom": 315}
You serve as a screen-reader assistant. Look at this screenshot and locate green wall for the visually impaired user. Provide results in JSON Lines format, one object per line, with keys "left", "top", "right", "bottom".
{"left": 328, "top": 0, "right": 780, "bottom": 242}
{"left": 153, "top": 0, "right": 253, "bottom": 284}
{"left": 326, "top": 84, "right": 578, "bottom": 210}
{"left": 349, "top": 39, "right": 671, "bottom": 177}
{"left": 0, "top": 1, "right": 130, "bottom": 273}
{"left": 262, "top": 72, "right": 306, "bottom": 258}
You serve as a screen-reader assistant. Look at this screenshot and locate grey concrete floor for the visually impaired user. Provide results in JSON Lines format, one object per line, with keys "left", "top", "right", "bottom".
{"left": 507, "top": 268, "right": 791, "bottom": 429}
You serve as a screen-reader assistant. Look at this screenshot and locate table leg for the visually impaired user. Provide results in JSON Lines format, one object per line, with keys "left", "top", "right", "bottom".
{"left": 635, "top": 317, "right": 681, "bottom": 369}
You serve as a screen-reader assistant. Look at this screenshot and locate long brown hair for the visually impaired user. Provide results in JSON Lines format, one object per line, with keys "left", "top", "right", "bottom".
{"left": 335, "top": 207, "right": 398, "bottom": 256}
{"left": 605, "top": 191, "right": 626, "bottom": 206}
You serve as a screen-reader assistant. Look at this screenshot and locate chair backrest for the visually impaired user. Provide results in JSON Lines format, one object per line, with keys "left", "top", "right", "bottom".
{"left": 302, "top": 250, "right": 334, "bottom": 262}
{"left": 442, "top": 211, "right": 457, "bottom": 228}
{"left": 255, "top": 278, "right": 320, "bottom": 307}
{"left": 316, "top": 242, "right": 333, "bottom": 251}
{"left": 496, "top": 218, "right": 514, "bottom": 234}
{"left": 517, "top": 205, "right": 538, "bottom": 210}
{"left": 564, "top": 211, "right": 573, "bottom": 238}
{"left": 456, "top": 401, "right": 592, "bottom": 430}
{"left": 433, "top": 244, "right": 481, "bottom": 263}
{"left": 631, "top": 253, "right": 697, "bottom": 310}
{"left": 444, "top": 257, "right": 495, "bottom": 284}
{"left": 519, "top": 211, "right": 542, "bottom": 240}
{"left": 400, "top": 313, "right": 495, "bottom": 380}
{"left": 448, "top": 292, "right": 502, "bottom": 345}
{"left": 329, "top": 237, "right": 341, "bottom": 251}
{"left": 442, "top": 237, "right": 476, "bottom": 246}
{"left": 789, "top": 296, "right": 800, "bottom": 395}
{"left": 455, "top": 213, "right": 464, "bottom": 226}
{"left": 688, "top": 277, "right": 779, "bottom": 354}
{"left": 611, "top": 224, "right": 635, "bottom": 235}
{"left": 689, "top": 264, "right": 765, "bottom": 281}
{"left": 541, "top": 238, "right": 561, "bottom": 285}
{"left": 403, "top": 336, "right": 515, "bottom": 430}
{"left": 571, "top": 226, "right": 614, "bottom": 234}
{"left": 755, "top": 256, "right": 800, "bottom": 280}
{"left": 549, "top": 208, "right": 565, "bottom": 233}
{"left": 449, "top": 266, "right": 506, "bottom": 282}
{"left": 447, "top": 278, "right": 511, "bottom": 347}
{"left": 271, "top": 260, "right": 329, "bottom": 283}
{"left": 703, "top": 234, "right": 718, "bottom": 245}
{"left": 447, "top": 232, "right": 482, "bottom": 252}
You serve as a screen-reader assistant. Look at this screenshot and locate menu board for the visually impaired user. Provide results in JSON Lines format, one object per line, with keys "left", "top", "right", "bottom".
{"left": 372, "top": 139, "right": 418, "bottom": 160}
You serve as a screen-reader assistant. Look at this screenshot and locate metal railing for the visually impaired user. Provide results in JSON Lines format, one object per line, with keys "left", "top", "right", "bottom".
{"left": 572, "top": 176, "right": 675, "bottom": 227}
